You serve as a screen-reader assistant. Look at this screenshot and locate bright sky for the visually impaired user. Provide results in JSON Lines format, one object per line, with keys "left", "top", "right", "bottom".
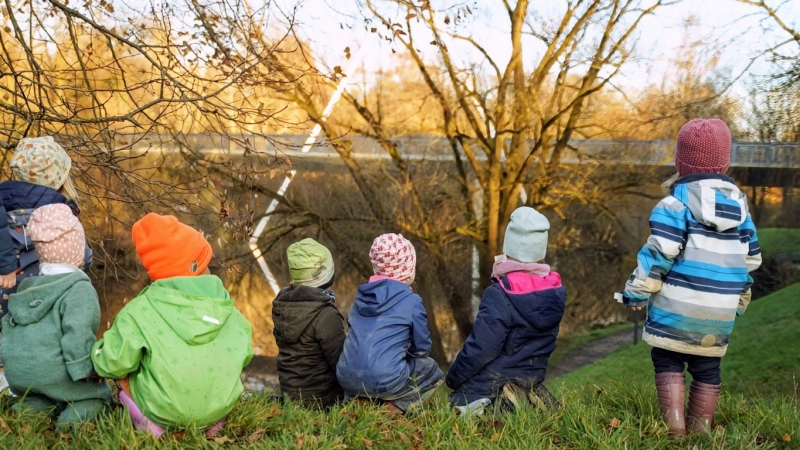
{"left": 269, "top": 0, "right": 800, "bottom": 97}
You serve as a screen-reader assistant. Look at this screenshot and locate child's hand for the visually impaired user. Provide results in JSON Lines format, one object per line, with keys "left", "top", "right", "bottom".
{"left": 615, "top": 292, "right": 647, "bottom": 311}
{"left": 0, "top": 272, "right": 16, "bottom": 289}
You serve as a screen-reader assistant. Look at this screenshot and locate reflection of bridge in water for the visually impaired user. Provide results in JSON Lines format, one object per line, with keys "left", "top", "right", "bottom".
{"left": 127, "top": 134, "right": 800, "bottom": 169}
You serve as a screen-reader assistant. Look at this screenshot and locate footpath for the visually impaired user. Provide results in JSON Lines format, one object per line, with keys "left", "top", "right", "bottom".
{"left": 546, "top": 329, "right": 637, "bottom": 380}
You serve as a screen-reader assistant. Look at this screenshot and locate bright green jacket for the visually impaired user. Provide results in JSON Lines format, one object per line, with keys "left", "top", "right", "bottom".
{"left": 92, "top": 275, "right": 253, "bottom": 428}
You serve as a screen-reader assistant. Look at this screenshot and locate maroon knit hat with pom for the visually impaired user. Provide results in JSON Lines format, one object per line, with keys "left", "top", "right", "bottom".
{"left": 675, "top": 118, "right": 731, "bottom": 176}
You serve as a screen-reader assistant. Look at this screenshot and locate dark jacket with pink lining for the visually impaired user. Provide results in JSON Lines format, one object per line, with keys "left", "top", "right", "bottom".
{"left": 445, "top": 271, "right": 566, "bottom": 404}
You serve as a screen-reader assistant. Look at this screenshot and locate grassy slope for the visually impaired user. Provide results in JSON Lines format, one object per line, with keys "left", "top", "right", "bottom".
{"left": 0, "top": 381, "right": 796, "bottom": 449}
{"left": 1, "top": 291, "right": 797, "bottom": 449}
{"left": 548, "top": 283, "right": 800, "bottom": 398}
{"left": 1, "top": 286, "right": 798, "bottom": 449}
{"left": 756, "top": 228, "right": 800, "bottom": 257}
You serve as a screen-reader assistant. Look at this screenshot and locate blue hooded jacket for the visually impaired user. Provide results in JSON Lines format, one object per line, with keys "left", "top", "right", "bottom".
{"left": 624, "top": 174, "right": 761, "bottom": 357}
{"left": 446, "top": 271, "right": 566, "bottom": 394}
{"left": 0, "top": 180, "right": 92, "bottom": 320}
{"left": 336, "top": 278, "right": 432, "bottom": 395}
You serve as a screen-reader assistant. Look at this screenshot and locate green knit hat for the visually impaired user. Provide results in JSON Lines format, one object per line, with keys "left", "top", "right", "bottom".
{"left": 287, "top": 238, "right": 334, "bottom": 287}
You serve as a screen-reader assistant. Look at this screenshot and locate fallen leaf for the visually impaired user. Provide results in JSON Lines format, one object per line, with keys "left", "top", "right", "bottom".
{"left": 295, "top": 434, "right": 305, "bottom": 449}
{"left": 610, "top": 418, "right": 622, "bottom": 428}
{"left": 490, "top": 420, "right": 505, "bottom": 430}
{"left": 595, "top": 388, "right": 605, "bottom": 397}
{"left": 361, "top": 438, "right": 374, "bottom": 449}
{"left": 412, "top": 430, "right": 424, "bottom": 441}
{"left": 490, "top": 432, "right": 501, "bottom": 442}
{"left": 248, "top": 429, "right": 266, "bottom": 443}
{"left": 213, "top": 436, "right": 234, "bottom": 444}
{"left": 783, "top": 434, "right": 791, "bottom": 442}
{"left": 398, "top": 431, "right": 411, "bottom": 444}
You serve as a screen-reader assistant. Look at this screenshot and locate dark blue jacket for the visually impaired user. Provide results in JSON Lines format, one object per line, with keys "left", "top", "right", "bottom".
{"left": 0, "top": 197, "right": 16, "bottom": 275}
{"left": 445, "top": 271, "right": 567, "bottom": 392}
{"left": 336, "top": 278, "right": 432, "bottom": 395}
{"left": 0, "top": 181, "right": 92, "bottom": 320}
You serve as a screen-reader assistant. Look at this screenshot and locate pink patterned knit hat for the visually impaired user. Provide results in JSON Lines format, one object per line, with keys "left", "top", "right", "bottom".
{"left": 369, "top": 233, "right": 416, "bottom": 281}
{"left": 27, "top": 204, "right": 86, "bottom": 268}
{"left": 10, "top": 136, "right": 72, "bottom": 190}
{"left": 675, "top": 119, "right": 731, "bottom": 176}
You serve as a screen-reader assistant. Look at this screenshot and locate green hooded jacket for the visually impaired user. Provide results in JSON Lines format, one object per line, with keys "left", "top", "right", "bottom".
{"left": 91, "top": 275, "right": 253, "bottom": 428}
{"left": 1, "top": 271, "right": 112, "bottom": 404}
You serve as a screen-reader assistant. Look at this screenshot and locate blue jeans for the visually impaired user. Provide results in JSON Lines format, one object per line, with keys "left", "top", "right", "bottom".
{"left": 651, "top": 347, "right": 721, "bottom": 384}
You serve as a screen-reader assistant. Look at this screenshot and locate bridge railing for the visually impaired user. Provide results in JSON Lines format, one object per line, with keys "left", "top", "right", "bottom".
{"left": 117, "top": 134, "right": 800, "bottom": 168}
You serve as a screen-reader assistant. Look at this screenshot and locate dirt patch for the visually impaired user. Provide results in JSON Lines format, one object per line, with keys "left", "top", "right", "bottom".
{"left": 546, "top": 329, "right": 641, "bottom": 380}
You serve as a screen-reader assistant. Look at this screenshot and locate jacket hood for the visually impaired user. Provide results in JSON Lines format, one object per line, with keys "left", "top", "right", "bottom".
{"left": 497, "top": 271, "right": 566, "bottom": 330}
{"left": 672, "top": 174, "right": 747, "bottom": 232}
{"left": 354, "top": 279, "right": 414, "bottom": 317}
{"left": 142, "top": 275, "right": 234, "bottom": 345}
{"left": 272, "top": 285, "right": 335, "bottom": 344}
{"left": 8, "top": 272, "right": 89, "bottom": 325}
{"left": 0, "top": 180, "right": 75, "bottom": 213}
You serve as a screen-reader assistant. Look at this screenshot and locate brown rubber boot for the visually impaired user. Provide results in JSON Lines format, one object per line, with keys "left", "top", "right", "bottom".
{"left": 687, "top": 380, "right": 721, "bottom": 434}
{"left": 655, "top": 372, "right": 687, "bottom": 437}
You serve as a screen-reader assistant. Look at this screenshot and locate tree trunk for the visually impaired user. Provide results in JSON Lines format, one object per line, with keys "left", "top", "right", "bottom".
{"left": 428, "top": 242, "right": 474, "bottom": 341}
{"left": 415, "top": 267, "right": 448, "bottom": 364}
{"left": 486, "top": 158, "right": 503, "bottom": 271}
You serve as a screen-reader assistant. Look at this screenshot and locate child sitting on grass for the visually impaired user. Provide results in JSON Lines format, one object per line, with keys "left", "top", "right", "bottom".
{"left": 446, "top": 207, "right": 566, "bottom": 415}
{"left": 1, "top": 204, "right": 112, "bottom": 425}
{"left": 621, "top": 119, "right": 761, "bottom": 437}
{"left": 91, "top": 213, "right": 253, "bottom": 439}
{"left": 272, "top": 238, "right": 345, "bottom": 408}
{"left": 336, "top": 233, "right": 444, "bottom": 415}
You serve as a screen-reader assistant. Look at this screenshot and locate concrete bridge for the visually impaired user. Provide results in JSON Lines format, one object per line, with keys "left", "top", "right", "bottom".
{"left": 124, "top": 134, "right": 800, "bottom": 169}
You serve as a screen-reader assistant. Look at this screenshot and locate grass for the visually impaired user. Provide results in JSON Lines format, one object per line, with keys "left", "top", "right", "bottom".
{"left": 756, "top": 228, "right": 800, "bottom": 258}
{"left": 0, "top": 380, "right": 796, "bottom": 449}
{"left": 1, "top": 289, "right": 797, "bottom": 449}
{"left": 548, "top": 283, "right": 800, "bottom": 398}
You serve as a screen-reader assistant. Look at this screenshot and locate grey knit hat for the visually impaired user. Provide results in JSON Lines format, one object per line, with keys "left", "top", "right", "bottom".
{"left": 503, "top": 207, "right": 550, "bottom": 263}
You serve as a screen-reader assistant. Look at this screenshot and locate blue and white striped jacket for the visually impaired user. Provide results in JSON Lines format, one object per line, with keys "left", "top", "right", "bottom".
{"left": 625, "top": 174, "right": 762, "bottom": 357}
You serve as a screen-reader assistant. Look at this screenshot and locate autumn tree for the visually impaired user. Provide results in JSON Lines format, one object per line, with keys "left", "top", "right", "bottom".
{"left": 195, "top": 0, "right": 685, "bottom": 348}
{"left": 738, "top": 0, "right": 800, "bottom": 141}
{"left": 0, "top": 0, "right": 314, "bottom": 351}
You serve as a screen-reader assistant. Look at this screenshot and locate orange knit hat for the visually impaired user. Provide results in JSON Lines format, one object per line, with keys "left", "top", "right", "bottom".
{"left": 131, "top": 213, "right": 213, "bottom": 280}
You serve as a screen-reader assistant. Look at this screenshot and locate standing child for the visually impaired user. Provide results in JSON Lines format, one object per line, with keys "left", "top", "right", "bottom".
{"left": 336, "top": 233, "right": 444, "bottom": 415}
{"left": 621, "top": 118, "right": 761, "bottom": 436}
{"left": 91, "top": 213, "right": 253, "bottom": 438}
{"left": 446, "top": 207, "right": 566, "bottom": 414}
{"left": 0, "top": 204, "right": 112, "bottom": 425}
{"left": 272, "top": 238, "right": 345, "bottom": 407}
{"left": 0, "top": 136, "right": 91, "bottom": 320}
